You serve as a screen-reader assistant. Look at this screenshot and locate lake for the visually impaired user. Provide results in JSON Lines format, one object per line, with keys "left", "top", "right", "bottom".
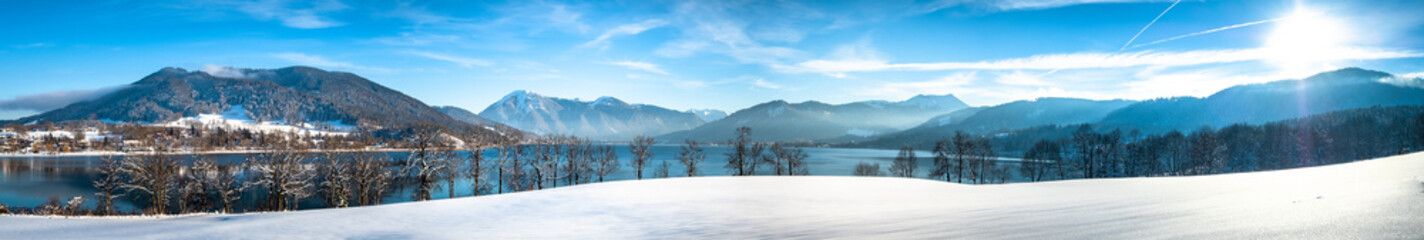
{"left": 0, "top": 145, "right": 1026, "bottom": 212}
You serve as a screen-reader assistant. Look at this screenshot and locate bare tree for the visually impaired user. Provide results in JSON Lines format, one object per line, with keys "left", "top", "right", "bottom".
{"left": 120, "top": 145, "right": 179, "bottom": 214}
{"left": 248, "top": 146, "right": 314, "bottom": 211}
{"left": 629, "top": 135, "right": 654, "bottom": 180}
{"left": 502, "top": 145, "right": 530, "bottom": 192}
{"left": 889, "top": 146, "right": 918, "bottom": 178}
{"left": 92, "top": 154, "right": 125, "bottom": 215}
{"left": 930, "top": 139, "right": 953, "bottom": 182}
{"left": 1021, "top": 140, "right": 1060, "bottom": 182}
{"left": 467, "top": 147, "right": 490, "bottom": 196}
{"left": 439, "top": 149, "right": 464, "bottom": 199}
{"left": 593, "top": 145, "right": 619, "bottom": 182}
{"left": 677, "top": 140, "right": 704, "bottom": 177}
{"left": 725, "top": 127, "right": 754, "bottom": 176}
{"left": 773, "top": 144, "right": 809, "bottom": 176}
{"left": 952, "top": 131, "right": 973, "bottom": 183}
{"left": 853, "top": 162, "right": 882, "bottom": 176}
{"left": 654, "top": 160, "right": 671, "bottom": 178}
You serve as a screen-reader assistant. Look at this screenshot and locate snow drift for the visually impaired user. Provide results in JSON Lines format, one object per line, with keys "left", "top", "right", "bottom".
{"left": 3, "top": 152, "right": 1423, "bottom": 239}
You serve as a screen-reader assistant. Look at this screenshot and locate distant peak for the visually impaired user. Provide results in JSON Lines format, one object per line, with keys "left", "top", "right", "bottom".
{"left": 1304, "top": 67, "right": 1392, "bottom": 82}
{"left": 591, "top": 96, "right": 628, "bottom": 107}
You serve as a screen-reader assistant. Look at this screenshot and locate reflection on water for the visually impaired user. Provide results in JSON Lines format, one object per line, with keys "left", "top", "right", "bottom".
{"left": 0, "top": 146, "right": 1025, "bottom": 213}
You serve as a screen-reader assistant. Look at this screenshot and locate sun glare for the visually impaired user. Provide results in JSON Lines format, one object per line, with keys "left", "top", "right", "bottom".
{"left": 1263, "top": 5, "right": 1354, "bottom": 74}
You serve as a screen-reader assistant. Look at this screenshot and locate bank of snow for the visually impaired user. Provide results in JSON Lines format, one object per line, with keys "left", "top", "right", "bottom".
{"left": 4, "top": 153, "right": 1424, "bottom": 239}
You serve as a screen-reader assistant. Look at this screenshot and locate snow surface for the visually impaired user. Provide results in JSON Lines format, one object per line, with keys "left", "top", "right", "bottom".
{"left": 3, "top": 153, "right": 1424, "bottom": 239}
{"left": 160, "top": 105, "right": 351, "bottom": 136}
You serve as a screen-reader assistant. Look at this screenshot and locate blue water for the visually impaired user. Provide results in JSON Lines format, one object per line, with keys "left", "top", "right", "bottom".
{"left": 0, "top": 145, "right": 1024, "bottom": 212}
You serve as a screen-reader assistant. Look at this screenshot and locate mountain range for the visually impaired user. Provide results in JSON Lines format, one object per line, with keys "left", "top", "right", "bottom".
{"left": 11, "top": 66, "right": 519, "bottom": 140}
{"left": 476, "top": 90, "right": 709, "bottom": 140}
{"left": 857, "top": 67, "right": 1424, "bottom": 149}
{"left": 657, "top": 94, "right": 969, "bottom": 142}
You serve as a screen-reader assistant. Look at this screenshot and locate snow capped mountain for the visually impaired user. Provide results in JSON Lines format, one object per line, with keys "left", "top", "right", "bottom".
{"left": 685, "top": 109, "right": 728, "bottom": 122}
{"left": 660, "top": 95, "right": 969, "bottom": 142}
{"left": 478, "top": 90, "right": 707, "bottom": 140}
{"left": 11, "top": 66, "right": 521, "bottom": 140}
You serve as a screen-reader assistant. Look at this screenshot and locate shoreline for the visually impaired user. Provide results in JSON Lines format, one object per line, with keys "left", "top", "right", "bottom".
{"left": 0, "top": 148, "right": 445, "bottom": 158}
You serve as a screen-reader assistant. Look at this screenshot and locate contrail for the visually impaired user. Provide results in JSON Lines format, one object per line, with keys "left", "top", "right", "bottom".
{"left": 1127, "top": 17, "right": 1289, "bottom": 49}
{"left": 1120, "top": 0, "right": 1183, "bottom": 51}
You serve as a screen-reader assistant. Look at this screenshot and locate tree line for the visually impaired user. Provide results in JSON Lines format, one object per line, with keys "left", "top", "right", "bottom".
{"left": 1, "top": 126, "right": 814, "bottom": 216}
{"left": 855, "top": 132, "right": 1012, "bottom": 184}
{"left": 1017, "top": 105, "right": 1424, "bottom": 181}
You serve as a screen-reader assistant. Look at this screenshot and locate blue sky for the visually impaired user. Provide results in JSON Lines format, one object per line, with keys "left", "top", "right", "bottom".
{"left": 2, "top": 0, "right": 1423, "bottom": 120}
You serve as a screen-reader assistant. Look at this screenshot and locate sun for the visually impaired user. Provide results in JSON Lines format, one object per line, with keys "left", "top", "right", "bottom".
{"left": 1262, "top": 4, "right": 1354, "bottom": 73}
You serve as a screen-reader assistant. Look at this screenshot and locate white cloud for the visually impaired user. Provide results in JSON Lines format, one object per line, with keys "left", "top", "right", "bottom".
{"left": 584, "top": 19, "right": 668, "bottom": 49}
{"left": 864, "top": 72, "right": 977, "bottom": 98}
{"left": 201, "top": 65, "right": 253, "bottom": 79}
{"left": 930, "top": 0, "right": 1173, "bottom": 12}
{"left": 11, "top": 43, "right": 52, "bottom": 49}
{"left": 405, "top": 51, "right": 492, "bottom": 67}
{"left": 271, "top": 52, "right": 392, "bottom": 73}
{"left": 604, "top": 61, "right": 670, "bottom": 75}
{"left": 753, "top": 78, "right": 783, "bottom": 90}
{"left": 791, "top": 47, "right": 1423, "bottom": 75}
{"left": 235, "top": 0, "right": 349, "bottom": 29}
{"left": 0, "top": 86, "right": 126, "bottom": 112}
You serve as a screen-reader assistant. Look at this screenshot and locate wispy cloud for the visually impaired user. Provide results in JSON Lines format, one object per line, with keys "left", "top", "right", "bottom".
{"left": 790, "top": 47, "right": 1423, "bottom": 75}
{"left": 0, "top": 86, "right": 126, "bottom": 112}
{"left": 1120, "top": 0, "right": 1181, "bottom": 50}
{"left": 11, "top": 42, "right": 53, "bottom": 49}
{"left": 753, "top": 78, "right": 783, "bottom": 90}
{"left": 405, "top": 51, "right": 492, "bottom": 67}
{"left": 957, "top": 0, "right": 1174, "bottom": 11}
{"left": 864, "top": 72, "right": 977, "bottom": 97}
{"left": 583, "top": 19, "right": 668, "bottom": 49}
{"left": 271, "top": 52, "right": 392, "bottom": 73}
{"left": 1128, "top": 17, "right": 1287, "bottom": 49}
{"left": 604, "top": 61, "right": 669, "bottom": 75}
{"left": 234, "top": 0, "right": 349, "bottom": 29}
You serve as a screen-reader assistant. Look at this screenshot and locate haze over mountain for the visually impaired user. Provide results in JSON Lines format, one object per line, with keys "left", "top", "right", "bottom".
{"left": 1097, "top": 68, "right": 1424, "bottom": 134}
{"left": 860, "top": 68, "right": 1424, "bottom": 149}
{"left": 685, "top": 109, "right": 729, "bottom": 122}
{"left": 10, "top": 66, "right": 518, "bottom": 139}
{"left": 658, "top": 94, "right": 969, "bottom": 142}
{"left": 477, "top": 90, "right": 707, "bottom": 140}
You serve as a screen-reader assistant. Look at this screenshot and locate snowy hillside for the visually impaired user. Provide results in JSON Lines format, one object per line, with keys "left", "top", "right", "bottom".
{"left": 4, "top": 153, "right": 1424, "bottom": 239}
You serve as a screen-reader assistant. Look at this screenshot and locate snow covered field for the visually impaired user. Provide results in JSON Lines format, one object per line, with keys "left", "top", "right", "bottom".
{"left": 3, "top": 153, "right": 1423, "bottom": 239}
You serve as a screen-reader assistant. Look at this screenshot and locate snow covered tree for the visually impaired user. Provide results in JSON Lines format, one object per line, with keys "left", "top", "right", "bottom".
{"left": 92, "top": 154, "right": 125, "bottom": 215}
{"left": 350, "top": 152, "right": 393, "bottom": 206}
{"left": 853, "top": 162, "right": 882, "bottom": 176}
{"left": 121, "top": 145, "right": 180, "bottom": 214}
{"left": 629, "top": 135, "right": 654, "bottom": 180}
{"left": 889, "top": 146, "right": 918, "bottom": 178}
{"left": 678, "top": 139, "right": 704, "bottom": 177}
{"left": 317, "top": 152, "right": 353, "bottom": 208}
{"left": 502, "top": 145, "right": 530, "bottom": 192}
{"left": 178, "top": 157, "right": 217, "bottom": 213}
{"left": 247, "top": 147, "right": 315, "bottom": 211}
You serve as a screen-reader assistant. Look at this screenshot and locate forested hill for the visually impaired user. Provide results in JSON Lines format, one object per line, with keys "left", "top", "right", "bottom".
{"left": 11, "top": 66, "right": 521, "bottom": 141}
